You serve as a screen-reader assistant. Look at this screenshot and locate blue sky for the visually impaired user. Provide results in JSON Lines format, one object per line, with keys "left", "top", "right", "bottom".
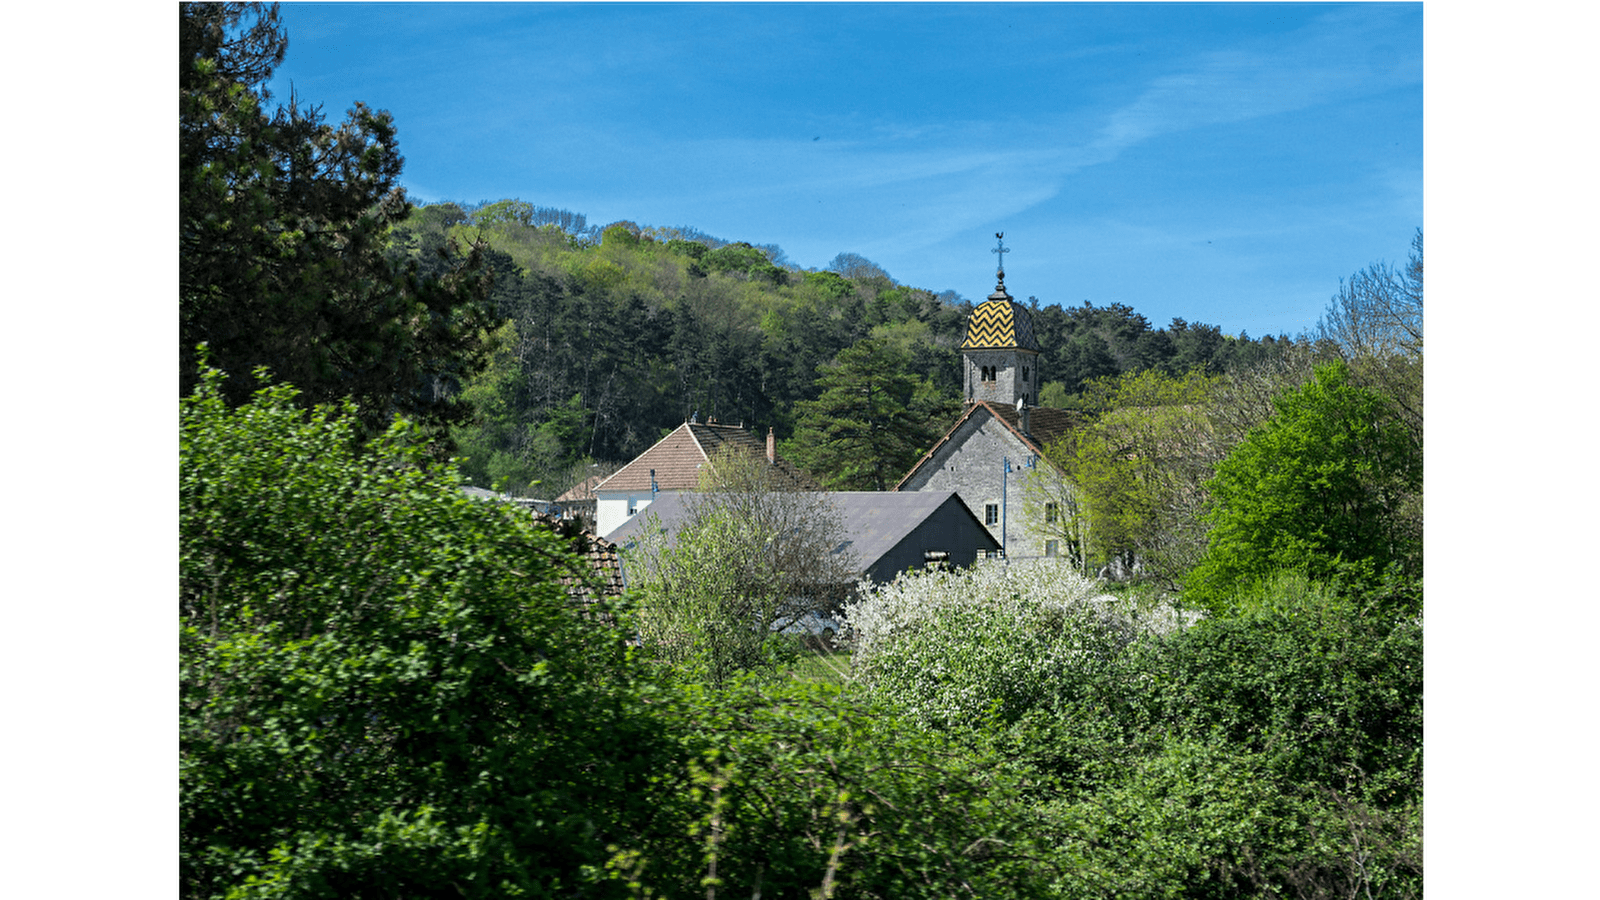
{"left": 267, "top": 2, "right": 1421, "bottom": 339}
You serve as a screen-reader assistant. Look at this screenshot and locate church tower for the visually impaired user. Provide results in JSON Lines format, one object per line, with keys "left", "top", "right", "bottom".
{"left": 961, "top": 234, "right": 1042, "bottom": 408}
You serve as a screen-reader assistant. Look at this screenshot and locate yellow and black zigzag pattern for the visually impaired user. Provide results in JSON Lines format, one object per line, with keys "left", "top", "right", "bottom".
{"left": 962, "top": 300, "right": 1041, "bottom": 350}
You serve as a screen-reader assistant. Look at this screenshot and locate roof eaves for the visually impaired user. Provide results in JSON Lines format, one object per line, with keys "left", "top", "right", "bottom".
{"left": 892, "top": 402, "right": 986, "bottom": 491}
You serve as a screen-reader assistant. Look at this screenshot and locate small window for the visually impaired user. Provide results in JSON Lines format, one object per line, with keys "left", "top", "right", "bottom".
{"left": 980, "top": 365, "right": 996, "bottom": 382}
{"left": 985, "top": 503, "right": 999, "bottom": 526}
{"left": 1045, "top": 540, "right": 1060, "bottom": 558}
{"left": 1022, "top": 366, "right": 1030, "bottom": 383}
{"left": 627, "top": 502, "right": 638, "bottom": 516}
{"left": 1045, "top": 502, "right": 1058, "bottom": 524}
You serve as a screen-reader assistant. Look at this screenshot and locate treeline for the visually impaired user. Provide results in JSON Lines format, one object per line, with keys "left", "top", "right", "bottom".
{"left": 1028, "top": 230, "right": 1423, "bottom": 593}
{"left": 393, "top": 199, "right": 1308, "bottom": 496}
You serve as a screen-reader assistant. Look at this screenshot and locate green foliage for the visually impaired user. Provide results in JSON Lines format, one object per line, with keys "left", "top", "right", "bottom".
{"left": 1141, "top": 575, "right": 1423, "bottom": 801}
{"left": 787, "top": 337, "right": 955, "bottom": 490}
{"left": 1048, "top": 740, "right": 1327, "bottom": 899}
{"left": 649, "top": 678, "right": 1053, "bottom": 900}
{"left": 180, "top": 365, "right": 671, "bottom": 899}
{"left": 1037, "top": 379, "right": 1072, "bottom": 409}
{"left": 1042, "top": 368, "right": 1222, "bottom": 585}
{"left": 625, "top": 452, "right": 854, "bottom": 686}
{"left": 850, "top": 558, "right": 1421, "bottom": 898}
{"left": 179, "top": 3, "right": 494, "bottom": 447}
{"left": 1038, "top": 581, "right": 1424, "bottom": 899}
{"left": 1185, "top": 361, "right": 1422, "bottom": 613}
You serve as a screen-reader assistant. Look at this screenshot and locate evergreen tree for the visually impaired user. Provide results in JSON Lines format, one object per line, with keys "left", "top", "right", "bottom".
{"left": 180, "top": 3, "right": 493, "bottom": 446}
{"left": 787, "top": 338, "right": 952, "bottom": 491}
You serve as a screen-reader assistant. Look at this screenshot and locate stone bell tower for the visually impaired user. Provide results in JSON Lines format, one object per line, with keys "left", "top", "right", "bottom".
{"left": 961, "top": 233, "right": 1042, "bottom": 407}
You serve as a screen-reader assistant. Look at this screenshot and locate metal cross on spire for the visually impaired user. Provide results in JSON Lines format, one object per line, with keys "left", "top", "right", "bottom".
{"left": 992, "top": 232, "right": 1009, "bottom": 282}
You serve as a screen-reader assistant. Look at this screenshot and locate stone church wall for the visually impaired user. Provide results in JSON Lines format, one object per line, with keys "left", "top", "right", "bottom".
{"left": 902, "top": 412, "right": 1055, "bottom": 560}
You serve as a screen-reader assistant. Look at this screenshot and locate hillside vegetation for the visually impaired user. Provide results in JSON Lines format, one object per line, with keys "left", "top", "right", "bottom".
{"left": 389, "top": 199, "right": 1311, "bottom": 496}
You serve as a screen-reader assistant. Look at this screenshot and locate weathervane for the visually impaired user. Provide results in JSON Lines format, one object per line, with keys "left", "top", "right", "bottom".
{"left": 992, "top": 232, "right": 1009, "bottom": 283}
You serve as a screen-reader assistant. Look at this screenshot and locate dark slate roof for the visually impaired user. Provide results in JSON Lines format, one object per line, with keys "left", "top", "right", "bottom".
{"left": 826, "top": 491, "right": 998, "bottom": 570}
{"left": 893, "top": 401, "right": 1082, "bottom": 490}
{"left": 604, "top": 490, "right": 995, "bottom": 577}
{"left": 595, "top": 422, "right": 820, "bottom": 493}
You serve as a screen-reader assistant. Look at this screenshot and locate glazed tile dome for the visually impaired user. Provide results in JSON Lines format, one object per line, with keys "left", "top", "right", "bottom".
{"left": 961, "top": 278, "right": 1041, "bottom": 351}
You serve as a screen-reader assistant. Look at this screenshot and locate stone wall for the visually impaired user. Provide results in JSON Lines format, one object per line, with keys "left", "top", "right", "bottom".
{"left": 901, "top": 411, "right": 1058, "bottom": 560}
{"left": 962, "top": 349, "right": 1041, "bottom": 407}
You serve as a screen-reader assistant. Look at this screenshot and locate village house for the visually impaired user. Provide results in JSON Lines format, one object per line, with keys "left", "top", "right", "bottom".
{"left": 590, "top": 418, "right": 819, "bottom": 537}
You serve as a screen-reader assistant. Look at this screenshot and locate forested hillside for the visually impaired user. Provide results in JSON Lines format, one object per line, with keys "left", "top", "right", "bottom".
{"left": 392, "top": 199, "right": 1309, "bottom": 496}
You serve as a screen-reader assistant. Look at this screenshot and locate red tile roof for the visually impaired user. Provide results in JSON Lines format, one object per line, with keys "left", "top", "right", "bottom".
{"left": 556, "top": 474, "right": 606, "bottom": 503}
{"left": 595, "top": 422, "right": 820, "bottom": 493}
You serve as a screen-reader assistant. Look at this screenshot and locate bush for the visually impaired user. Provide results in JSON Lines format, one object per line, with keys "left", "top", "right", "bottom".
{"left": 1184, "top": 361, "right": 1421, "bottom": 613}
{"left": 180, "top": 366, "right": 674, "bottom": 899}
{"left": 845, "top": 561, "right": 1191, "bottom": 730}
{"left": 634, "top": 678, "right": 1053, "bottom": 900}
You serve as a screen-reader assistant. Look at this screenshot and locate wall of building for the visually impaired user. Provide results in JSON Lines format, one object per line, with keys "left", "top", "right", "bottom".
{"left": 962, "top": 349, "right": 1041, "bottom": 407}
{"left": 863, "top": 496, "right": 999, "bottom": 581}
{"left": 595, "top": 491, "right": 658, "bottom": 538}
{"left": 900, "top": 411, "right": 1059, "bottom": 560}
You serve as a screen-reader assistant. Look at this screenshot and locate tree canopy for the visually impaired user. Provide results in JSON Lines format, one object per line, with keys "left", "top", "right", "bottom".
{"left": 180, "top": 2, "right": 493, "bottom": 446}
{"left": 179, "top": 365, "right": 669, "bottom": 897}
{"left": 1184, "top": 361, "right": 1423, "bottom": 612}
{"left": 785, "top": 337, "right": 955, "bottom": 491}
{"left": 1039, "top": 368, "right": 1223, "bottom": 585}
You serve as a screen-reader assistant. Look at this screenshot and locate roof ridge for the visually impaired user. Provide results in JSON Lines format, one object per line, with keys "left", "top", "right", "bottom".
{"left": 891, "top": 402, "right": 987, "bottom": 491}
{"left": 594, "top": 422, "right": 694, "bottom": 492}
{"left": 685, "top": 423, "right": 713, "bottom": 467}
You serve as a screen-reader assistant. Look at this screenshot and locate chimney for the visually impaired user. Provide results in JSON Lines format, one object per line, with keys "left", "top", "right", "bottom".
{"left": 767, "top": 427, "right": 776, "bottom": 464}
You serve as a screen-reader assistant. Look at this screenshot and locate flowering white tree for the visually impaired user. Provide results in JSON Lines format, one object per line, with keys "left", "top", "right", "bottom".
{"left": 845, "top": 561, "right": 1194, "bottom": 729}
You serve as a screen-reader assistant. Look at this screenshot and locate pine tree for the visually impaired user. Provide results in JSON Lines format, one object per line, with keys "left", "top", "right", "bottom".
{"left": 179, "top": 2, "right": 493, "bottom": 449}
{"left": 787, "top": 338, "right": 952, "bottom": 491}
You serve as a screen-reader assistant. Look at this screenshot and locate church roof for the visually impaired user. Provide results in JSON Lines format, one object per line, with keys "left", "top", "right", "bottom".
{"left": 960, "top": 280, "right": 1042, "bottom": 351}
{"left": 595, "top": 421, "right": 821, "bottom": 493}
{"left": 893, "top": 401, "right": 1082, "bottom": 490}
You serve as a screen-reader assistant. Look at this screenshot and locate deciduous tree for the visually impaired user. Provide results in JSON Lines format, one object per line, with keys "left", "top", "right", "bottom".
{"left": 625, "top": 450, "right": 856, "bottom": 684}
{"left": 1184, "top": 361, "right": 1422, "bottom": 612}
{"left": 1036, "top": 369, "right": 1223, "bottom": 585}
{"left": 179, "top": 364, "right": 671, "bottom": 898}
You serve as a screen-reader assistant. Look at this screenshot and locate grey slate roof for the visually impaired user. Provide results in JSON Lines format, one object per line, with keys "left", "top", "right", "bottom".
{"left": 605, "top": 490, "right": 998, "bottom": 582}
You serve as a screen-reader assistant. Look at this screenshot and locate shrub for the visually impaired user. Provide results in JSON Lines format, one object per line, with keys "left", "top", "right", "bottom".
{"left": 180, "top": 366, "right": 673, "bottom": 899}
{"left": 845, "top": 561, "right": 1191, "bottom": 730}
